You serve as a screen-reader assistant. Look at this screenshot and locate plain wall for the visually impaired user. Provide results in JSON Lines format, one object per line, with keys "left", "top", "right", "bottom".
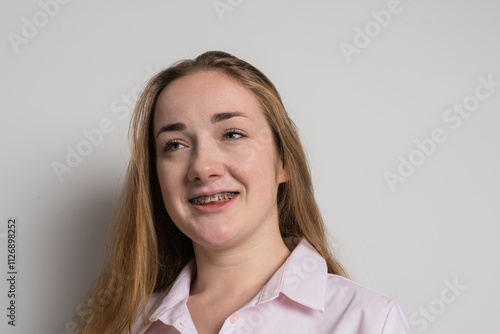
{"left": 1, "top": 0, "right": 499, "bottom": 333}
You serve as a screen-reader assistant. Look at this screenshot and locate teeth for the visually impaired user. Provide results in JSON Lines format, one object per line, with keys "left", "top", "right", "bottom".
{"left": 191, "top": 192, "right": 236, "bottom": 205}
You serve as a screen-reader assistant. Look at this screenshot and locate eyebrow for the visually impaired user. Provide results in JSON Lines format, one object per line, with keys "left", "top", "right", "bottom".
{"left": 156, "top": 111, "right": 247, "bottom": 138}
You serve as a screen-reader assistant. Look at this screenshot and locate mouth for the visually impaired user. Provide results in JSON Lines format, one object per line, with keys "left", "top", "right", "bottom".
{"left": 189, "top": 192, "right": 239, "bottom": 205}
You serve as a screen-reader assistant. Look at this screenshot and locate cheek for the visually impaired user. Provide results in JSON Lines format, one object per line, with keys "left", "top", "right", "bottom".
{"left": 156, "top": 161, "right": 183, "bottom": 205}
{"left": 229, "top": 143, "right": 279, "bottom": 192}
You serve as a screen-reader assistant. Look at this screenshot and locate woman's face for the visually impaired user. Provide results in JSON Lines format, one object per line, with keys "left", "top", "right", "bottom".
{"left": 153, "top": 71, "right": 288, "bottom": 250}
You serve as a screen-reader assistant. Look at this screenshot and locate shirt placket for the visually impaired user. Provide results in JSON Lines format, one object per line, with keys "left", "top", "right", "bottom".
{"left": 172, "top": 305, "right": 198, "bottom": 333}
{"left": 217, "top": 294, "right": 268, "bottom": 334}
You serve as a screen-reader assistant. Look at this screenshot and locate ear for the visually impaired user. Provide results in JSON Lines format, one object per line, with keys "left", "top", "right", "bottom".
{"left": 277, "top": 158, "right": 290, "bottom": 184}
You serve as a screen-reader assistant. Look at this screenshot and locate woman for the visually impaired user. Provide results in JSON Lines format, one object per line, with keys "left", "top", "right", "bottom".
{"left": 79, "top": 51, "right": 410, "bottom": 333}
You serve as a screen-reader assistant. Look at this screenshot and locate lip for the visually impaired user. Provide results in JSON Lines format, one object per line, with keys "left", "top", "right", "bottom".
{"left": 188, "top": 193, "right": 239, "bottom": 214}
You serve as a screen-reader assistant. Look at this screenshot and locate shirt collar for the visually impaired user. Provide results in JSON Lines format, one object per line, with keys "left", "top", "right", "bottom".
{"left": 258, "top": 237, "right": 327, "bottom": 312}
{"left": 149, "top": 261, "right": 195, "bottom": 323}
{"left": 149, "top": 237, "right": 328, "bottom": 322}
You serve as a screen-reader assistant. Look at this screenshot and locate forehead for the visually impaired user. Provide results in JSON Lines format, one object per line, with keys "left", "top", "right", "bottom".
{"left": 154, "top": 70, "right": 262, "bottom": 124}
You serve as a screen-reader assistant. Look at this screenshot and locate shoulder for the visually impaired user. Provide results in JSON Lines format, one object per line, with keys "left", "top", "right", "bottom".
{"left": 323, "top": 274, "right": 410, "bottom": 333}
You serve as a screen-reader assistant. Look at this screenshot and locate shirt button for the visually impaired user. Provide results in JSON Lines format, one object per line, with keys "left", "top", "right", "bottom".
{"left": 230, "top": 313, "right": 239, "bottom": 324}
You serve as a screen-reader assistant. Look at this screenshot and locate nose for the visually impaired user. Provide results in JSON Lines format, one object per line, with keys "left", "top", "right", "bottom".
{"left": 187, "top": 140, "right": 224, "bottom": 182}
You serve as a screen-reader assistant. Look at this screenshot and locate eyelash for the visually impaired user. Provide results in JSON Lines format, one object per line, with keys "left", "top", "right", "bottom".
{"left": 162, "top": 140, "right": 182, "bottom": 152}
{"left": 222, "top": 128, "right": 247, "bottom": 140}
{"left": 162, "top": 128, "right": 247, "bottom": 152}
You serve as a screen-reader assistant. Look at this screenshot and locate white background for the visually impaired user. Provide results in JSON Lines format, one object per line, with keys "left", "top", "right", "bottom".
{"left": 1, "top": 0, "right": 499, "bottom": 333}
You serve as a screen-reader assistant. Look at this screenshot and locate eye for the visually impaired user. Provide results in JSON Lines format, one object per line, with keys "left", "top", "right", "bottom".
{"left": 162, "top": 140, "right": 184, "bottom": 152}
{"left": 222, "top": 128, "right": 247, "bottom": 140}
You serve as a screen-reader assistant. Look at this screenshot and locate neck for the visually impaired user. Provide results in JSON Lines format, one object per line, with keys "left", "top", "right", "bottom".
{"left": 190, "top": 229, "right": 291, "bottom": 298}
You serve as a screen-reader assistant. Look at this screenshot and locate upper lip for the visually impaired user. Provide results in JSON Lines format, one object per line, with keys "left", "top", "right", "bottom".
{"left": 189, "top": 190, "right": 239, "bottom": 200}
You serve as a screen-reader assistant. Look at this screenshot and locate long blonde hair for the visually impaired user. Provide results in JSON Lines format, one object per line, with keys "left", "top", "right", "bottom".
{"left": 79, "top": 51, "right": 349, "bottom": 333}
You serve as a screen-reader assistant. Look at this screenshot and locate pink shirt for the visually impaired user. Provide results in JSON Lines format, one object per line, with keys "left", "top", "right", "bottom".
{"left": 131, "top": 238, "right": 411, "bottom": 333}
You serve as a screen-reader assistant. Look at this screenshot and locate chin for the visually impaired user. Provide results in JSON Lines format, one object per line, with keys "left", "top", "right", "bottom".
{"left": 192, "top": 225, "right": 244, "bottom": 250}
